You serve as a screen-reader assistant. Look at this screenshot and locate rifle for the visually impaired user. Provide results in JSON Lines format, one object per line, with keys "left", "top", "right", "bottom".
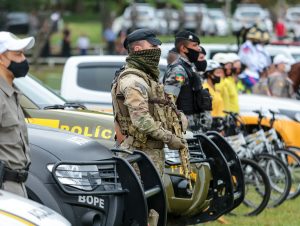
{"left": 167, "top": 96, "right": 193, "bottom": 192}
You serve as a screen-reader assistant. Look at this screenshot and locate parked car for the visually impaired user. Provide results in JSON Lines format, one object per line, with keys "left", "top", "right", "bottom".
{"left": 14, "top": 75, "right": 115, "bottom": 148}
{"left": 26, "top": 123, "right": 167, "bottom": 226}
{"left": 264, "top": 44, "right": 300, "bottom": 63}
{"left": 3, "top": 12, "right": 30, "bottom": 34}
{"left": 232, "top": 4, "right": 273, "bottom": 34}
{"left": 156, "top": 8, "right": 180, "bottom": 34}
{"left": 285, "top": 6, "right": 300, "bottom": 33}
{"left": 183, "top": 3, "right": 216, "bottom": 35}
{"left": 0, "top": 190, "right": 71, "bottom": 226}
{"left": 208, "top": 8, "right": 229, "bottom": 36}
{"left": 121, "top": 3, "right": 159, "bottom": 33}
{"left": 239, "top": 94, "right": 300, "bottom": 148}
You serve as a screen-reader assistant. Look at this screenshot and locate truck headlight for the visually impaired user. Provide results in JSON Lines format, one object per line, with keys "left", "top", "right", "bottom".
{"left": 47, "top": 164, "right": 101, "bottom": 191}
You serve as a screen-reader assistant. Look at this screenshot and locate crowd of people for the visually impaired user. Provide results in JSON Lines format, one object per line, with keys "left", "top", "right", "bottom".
{"left": 162, "top": 26, "right": 297, "bottom": 133}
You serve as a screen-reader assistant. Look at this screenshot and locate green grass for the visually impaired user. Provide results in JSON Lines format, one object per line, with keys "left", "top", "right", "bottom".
{"left": 205, "top": 198, "right": 300, "bottom": 226}
{"left": 47, "top": 13, "right": 236, "bottom": 55}
{"left": 49, "top": 22, "right": 102, "bottom": 55}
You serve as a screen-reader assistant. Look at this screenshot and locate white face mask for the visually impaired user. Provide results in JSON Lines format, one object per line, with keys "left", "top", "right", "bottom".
{"left": 284, "top": 64, "right": 291, "bottom": 73}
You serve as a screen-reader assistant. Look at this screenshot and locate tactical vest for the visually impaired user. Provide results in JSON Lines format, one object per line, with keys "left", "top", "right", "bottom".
{"left": 168, "top": 60, "right": 195, "bottom": 115}
{"left": 165, "top": 60, "right": 212, "bottom": 115}
{"left": 111, "top": 67, "right": 181, "bottom": 148}
{"left": 177, "top": 80, "right": 194, "bottom": 115}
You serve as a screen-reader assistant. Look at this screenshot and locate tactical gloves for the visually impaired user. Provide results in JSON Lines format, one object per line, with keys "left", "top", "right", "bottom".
{"left": 167, "top": 134, "right": 186, "bottom": 150}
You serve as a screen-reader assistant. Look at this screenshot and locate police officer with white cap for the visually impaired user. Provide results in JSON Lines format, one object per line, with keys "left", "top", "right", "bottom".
{"left": 268, "top": 54, "right": 294, "bottom": 98}
{"left": 0, "top": 31, "right": 35, "bottom": 197}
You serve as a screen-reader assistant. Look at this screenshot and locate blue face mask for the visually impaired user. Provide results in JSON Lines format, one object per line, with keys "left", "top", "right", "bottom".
{"left": 8, "top": 59, "right": 29, "bottom": 78}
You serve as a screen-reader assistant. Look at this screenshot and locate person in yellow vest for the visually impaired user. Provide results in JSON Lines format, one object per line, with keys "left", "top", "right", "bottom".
{"left": 203, "top": 59, "right": 225, "bottom": 132}
{"left": 226, "top": 53, "right": 240, "bottom": 113}
{"left": 212, "top": 53, "right": 231, "bottom": 112}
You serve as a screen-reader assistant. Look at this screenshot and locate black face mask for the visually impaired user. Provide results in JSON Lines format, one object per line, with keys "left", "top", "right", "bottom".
{"left": 211, "top": 75, "right": 221, "bottom": 84}
{"left": 8, "top": 59, "right": 29, "bottom": 78}
{"left": 185, "top": 47, "right": 200, "bottom": 63}
{"left": 194, "top": 60, "right": 207, "bottom": 72}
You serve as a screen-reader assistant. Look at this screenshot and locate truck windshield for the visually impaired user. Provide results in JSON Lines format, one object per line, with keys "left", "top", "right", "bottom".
{"left": 14, "top": 74, "right": 66, "bottom": 108}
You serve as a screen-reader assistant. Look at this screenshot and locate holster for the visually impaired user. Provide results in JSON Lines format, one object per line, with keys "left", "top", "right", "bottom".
{"left": 3, "top": 168, "right": 28, "bottom": 183}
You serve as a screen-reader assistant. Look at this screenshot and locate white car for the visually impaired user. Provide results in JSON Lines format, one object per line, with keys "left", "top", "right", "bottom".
{"left": 156, "top": 8, "right": 180, "bottom": 34}
{"left": 208, "top": 8, "right": 229, "bottom": 36}
{"left": 239, "top": 94, "right": 300, "bottom": 122}
{"left": 232, "top": 4, "right": 273, "bottom": 33}
{"left": 285, "top": 6, "right": 300, "bottom": 34}
{"left": 121, "top": 3, "right": 159, "bottom": 32}
{"left": 60, "top": 55, "right": 168, "bottom": 108}
{"left": 0, "top": 190, "right": 70, "bottom": 226}
{"left": 183, "top": 3, "right": 216, "bottom": 35}
{"left": 264, "top": 44, "right": 300, "bottom": 63}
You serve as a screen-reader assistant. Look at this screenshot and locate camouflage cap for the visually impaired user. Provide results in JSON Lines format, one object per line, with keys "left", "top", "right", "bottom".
{"left": 123, "top": 28, "right": 162, "bottom": 50}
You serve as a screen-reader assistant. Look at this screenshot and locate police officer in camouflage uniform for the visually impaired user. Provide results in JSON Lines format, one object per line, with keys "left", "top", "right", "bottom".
{"left": 163, "top": 31, "right": 208, "bottom": 132}
{"left": 111, "top": 29, "right": 187, "bottom": 176}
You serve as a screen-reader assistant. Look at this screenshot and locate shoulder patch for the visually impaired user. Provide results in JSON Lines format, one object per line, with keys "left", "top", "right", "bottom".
{"left": 175, "top": 74, "right": 185, "bottom": 83}
{"left": 134, "top": 81, "right": 147, "bottom": 96}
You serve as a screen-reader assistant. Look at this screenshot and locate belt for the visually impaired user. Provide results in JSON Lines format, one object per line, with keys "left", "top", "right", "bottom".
{"left": 3, "top": 168, "right": 28, "bottom": 183}
{"left": 123, "top": 136, "right": 164, "bottom": 149}
{"left": 133, "top": 139, "right": 164, "bottom": 149}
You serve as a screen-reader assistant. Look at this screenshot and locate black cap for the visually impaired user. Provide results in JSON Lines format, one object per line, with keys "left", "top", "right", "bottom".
{"left": 168, "top": 47, "right": 177, "bottom": 53}
{"left": 123, "top": 28, "right": 162, "bottom": 50}
{"left": 175, "top": 30, "right": 200, "bottom": 44}
{"left": 200, "top": 45, "right": 206, "bottom": 55}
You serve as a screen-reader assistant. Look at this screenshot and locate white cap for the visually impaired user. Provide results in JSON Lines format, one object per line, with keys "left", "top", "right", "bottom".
{"left": 212, "top": 53, "right": 231, "bottom": 64}
{"left": 0, "top": 31, "right": 35, "bottom": 54}
{"left": 227, "top": 52, "right": 240, "bottom": 63}
{"left": 206, "top": 59, "right": 222, "bottom": 72}
{"left": 273, "top": 54, "right": 291, "bottom": 65}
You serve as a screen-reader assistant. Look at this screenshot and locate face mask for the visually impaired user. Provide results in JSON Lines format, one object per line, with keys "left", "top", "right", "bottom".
{"left": 284, "top": 64, "right": 291, "bottom": 73}
{"left": 211, "top": 75, "right": 221, "bottom": 84}
{"left": 225, "top": 68, "right": 232, "bottom": 77}
{"left": 8, "top": 59, "right": 29, "bottom": 78}
{"left": 194, "top": 60, "right": 207, "bottom": 72}
{"left": 185, "top": 47, "right": 200, "bottom": 63}
{"left": 232, "top": 67, "right": 241, "bottom": 75}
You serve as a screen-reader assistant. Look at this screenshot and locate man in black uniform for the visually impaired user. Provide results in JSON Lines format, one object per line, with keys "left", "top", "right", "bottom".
{"left": 163, "top": 31, "right": 210, "bottom": 132}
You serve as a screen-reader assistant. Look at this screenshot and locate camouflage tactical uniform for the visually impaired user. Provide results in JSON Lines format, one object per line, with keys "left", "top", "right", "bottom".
{"left": 112, "top": 67, "right": 184, "bottom": 175}
{"left": 252, "top": 77, "right": 271, "bottom": 96}
{"left": 268, "top": 71, "right": 294, "bottom": 98}
{"left": 164, "top": 56, "right": 202, "bottom": 131}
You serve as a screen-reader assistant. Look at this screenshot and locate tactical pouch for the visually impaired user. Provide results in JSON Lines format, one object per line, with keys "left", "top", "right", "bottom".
{"left": 189, "top": 72, "right": 212, "bottom": 113}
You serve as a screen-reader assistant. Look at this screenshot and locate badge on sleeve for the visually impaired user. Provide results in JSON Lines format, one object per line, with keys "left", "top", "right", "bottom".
{"left": 175, "top": 74, "right": 185, "bottom": 83}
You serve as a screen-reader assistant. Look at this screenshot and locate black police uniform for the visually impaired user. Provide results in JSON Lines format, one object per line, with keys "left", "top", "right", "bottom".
{"left": 163, "top": 31, "right": 211, "bottom": 131}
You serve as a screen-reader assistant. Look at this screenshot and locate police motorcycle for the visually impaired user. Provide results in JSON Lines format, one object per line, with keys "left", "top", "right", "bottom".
{"left": 23, "top": 124, "right": 166, "bottom": 226}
